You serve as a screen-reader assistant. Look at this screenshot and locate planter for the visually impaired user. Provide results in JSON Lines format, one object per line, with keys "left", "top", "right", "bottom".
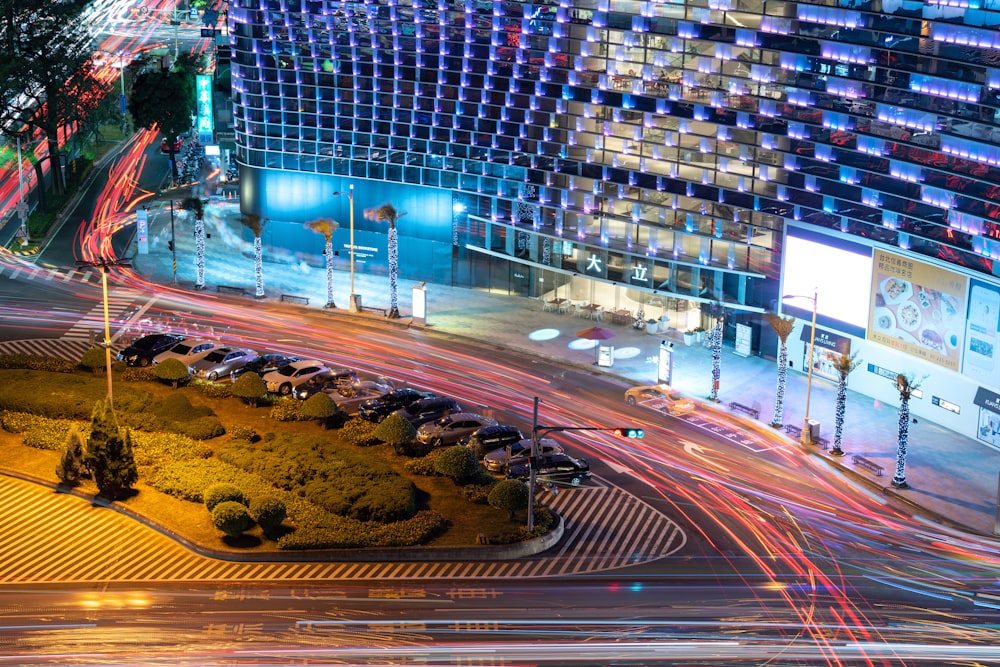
{"left": 645, "top": 320, "right": 658, "bottom": 334}
{"left": 683, "top": 333, "right": 695, "bottom": 346}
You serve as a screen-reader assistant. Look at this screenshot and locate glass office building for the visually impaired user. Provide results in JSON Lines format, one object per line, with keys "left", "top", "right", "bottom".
{"left": 228, "top": 0, "right": 1000, "bottom": 321}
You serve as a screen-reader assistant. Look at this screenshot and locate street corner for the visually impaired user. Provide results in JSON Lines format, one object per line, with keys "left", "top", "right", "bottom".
{"left": 4, "top": 242, "right": 40, "bottom": 256}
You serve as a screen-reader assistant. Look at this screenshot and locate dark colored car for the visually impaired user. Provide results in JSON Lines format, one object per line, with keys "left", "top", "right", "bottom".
{"left": 507, "top": 453, "right": 591, "bottom": 486}
{"left": 463, "top": 424, "right": 524, "bottom": 456}
{"left": 116, "top": 333, "right": 184, "bottom": 367}
{"left": 391, "top": 396, "right": 462, "bottom": 427}
{"left": 358, "top": 387, "right": 435, "bottom": 423}
{"left": 229, "top": 353, "right": 299, "bottom": 382}
{"left": 483, "top": 438, "right": 564, "bottom": 473}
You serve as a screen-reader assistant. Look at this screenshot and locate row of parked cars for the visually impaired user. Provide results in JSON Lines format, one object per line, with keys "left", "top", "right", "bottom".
{"left": 118, "top": 333, "right": 592, "bottom": 485}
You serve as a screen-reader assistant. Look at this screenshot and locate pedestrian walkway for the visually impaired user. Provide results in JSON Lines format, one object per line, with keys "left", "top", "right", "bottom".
{"left": 121, "top": 198, "right": 1000, "bottom": 538}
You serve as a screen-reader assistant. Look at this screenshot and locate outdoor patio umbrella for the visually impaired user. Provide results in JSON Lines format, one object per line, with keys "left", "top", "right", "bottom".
{"left": 576, "top": 326, "right": 616, "bottom": 364}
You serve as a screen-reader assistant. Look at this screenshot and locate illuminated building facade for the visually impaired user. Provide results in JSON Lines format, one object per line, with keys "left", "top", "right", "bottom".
{"left": 229, "top": 0, "right": 1000, "bottom": 315}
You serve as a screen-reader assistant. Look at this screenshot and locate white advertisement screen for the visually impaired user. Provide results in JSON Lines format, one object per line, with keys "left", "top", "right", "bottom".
{"left": 782, "top": 226, "right": 873, "bottom": 337}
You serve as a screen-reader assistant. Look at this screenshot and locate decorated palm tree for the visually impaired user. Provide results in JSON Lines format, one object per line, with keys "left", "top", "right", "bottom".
{"left": 831, "top": 352, "right": 860, "bottom": 457}
{"left": 763, "top": 312, "right": 796, "bottom": 428}
{"left": 239, "top": 213, "right": 266, "bottom": 299}
{"left": 363, "top": 203, "right": 408, "bottom": 318}
{"left": 892, "top": 373, "right": 920, "bottom": 489}
{"left": 305, "top": 217, "right": 340, "bottom": 308}
{"left": 182, "top": 197, "right": 206, "bottom": 290}
{"left": 708, "top": 302, "right": 724, "bottom": 402}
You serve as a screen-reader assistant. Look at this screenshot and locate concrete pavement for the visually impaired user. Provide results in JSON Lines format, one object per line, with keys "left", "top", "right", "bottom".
{"left": 129, "top": 197, "right": 1000, "bottom": 538}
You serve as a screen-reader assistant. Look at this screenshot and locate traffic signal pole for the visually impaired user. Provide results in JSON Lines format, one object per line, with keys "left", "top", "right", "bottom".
{"left": 526, "top": 396, "right": 644, "bottom": 532}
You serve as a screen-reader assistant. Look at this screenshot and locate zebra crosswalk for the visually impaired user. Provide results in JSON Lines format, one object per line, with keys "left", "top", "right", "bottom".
{"left": 0, "top": 338, "right": 92, "bottom": 362}
{"left": 0, "top": 262, "right": 102, "bottom": 285}
{"left": 0, "top": 475, "right": 686, "bottom": 584}
{"left": 64, "top": 290, "right": 138, "bottom": 341}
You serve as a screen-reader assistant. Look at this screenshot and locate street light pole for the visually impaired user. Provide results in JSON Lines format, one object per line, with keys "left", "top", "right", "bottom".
{"left": 16, "top": 135, "right": 27, "bottom": 242}
{"left": 170, "top": 200, "right": 177, "bottom": 285}
{"left": 333, "top": 186, "right": 360, "bottom": 311}
{"left": 783, "top": 290, "right": 818, "bottom": 445}
{"left": 77, "top": 258, "right": 131, "bottom": 408}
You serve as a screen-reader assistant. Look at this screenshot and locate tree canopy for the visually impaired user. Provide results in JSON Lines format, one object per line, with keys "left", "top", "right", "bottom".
{"left": 128, "top": 54, "right": 198, "bottom": 179}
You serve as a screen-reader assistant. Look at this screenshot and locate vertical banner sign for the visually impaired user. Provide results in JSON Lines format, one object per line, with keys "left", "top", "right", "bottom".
{"left": 196, "top": 74, "right": 214, "bottom": 144}
{"left": 136, "top": 209, "right": 149, "bottom": 255}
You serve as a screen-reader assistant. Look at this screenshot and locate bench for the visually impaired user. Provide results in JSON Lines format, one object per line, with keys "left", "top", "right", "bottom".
{"left": 280, "top": 294, "right": 309, "bottom": 305}
{"left": 728, "top": 401, "right": 759, "bottom": 420}
{"left": 359, "top": 305, "right": 389, "bottom": 317}
{"left": 217, "top": 285, "right": 248, "bottom": 296}
{"left": 783, "top": 424, "right": 802, "bottom": 438}
{"left": 852, "top": 454, "right": 884, "bottom": 477}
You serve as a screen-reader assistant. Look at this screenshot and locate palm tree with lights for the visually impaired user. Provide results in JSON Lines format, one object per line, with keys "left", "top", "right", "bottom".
{"left": 763, "top": 312, "right": 796, "bottom": 428}
{"left": 363, "top": 203, "right": 407, "bottom": 318}
{"left": 707, "top": 301, "right": 724, "bottom": 402}
{"left": 305, "top": 217, "right": 340, "bottom": 308}
{"left": 240, "top": 213, "right": 267, "bottom": 299}
{"left": 182, "top": 197, "right": 206, "bottom": 290}
{"left": 831, "top": 352, "right": 860, "bottom": 457}
{"left": 892, "top": 373, "right": 921, "bottom": 489}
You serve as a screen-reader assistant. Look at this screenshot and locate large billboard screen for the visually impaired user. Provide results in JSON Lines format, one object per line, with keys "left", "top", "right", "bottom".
{"left": 963, "top": 278, "right": 1000, "bottom": 386}
{"left": 867, "top": 249, "right": 967, "bottom": 371}
{"left": 782, "top": 226, "right": 873, "bottom": 337}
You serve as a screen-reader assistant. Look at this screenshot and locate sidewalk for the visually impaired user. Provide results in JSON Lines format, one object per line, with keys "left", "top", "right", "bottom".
{"left": 130, "top": 198, "right": 1000, "bottom": 538}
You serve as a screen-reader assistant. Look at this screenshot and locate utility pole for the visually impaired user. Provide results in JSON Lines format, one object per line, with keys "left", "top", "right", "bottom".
{"left": 76, "top": 258, "right": 132, "bottom": 408}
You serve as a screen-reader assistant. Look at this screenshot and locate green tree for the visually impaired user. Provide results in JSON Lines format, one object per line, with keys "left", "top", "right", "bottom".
{"left": 249, "top": 496, "right": 287, "bottom": 537}
{"left": 204, "top": 483, "right": 246, "bottom": 511}
{"left": 434, "top": 446, "right": 479, "bottom": 484}
{"left": 0, "top": 0, "right": 94, "bottom": 202}
{"left": 128, "top": 54, "right": 197, "bottom": 183}
{"left": 363, "top": 203, "right": 407, "bottom": 318}
{"left": 211, "top": 501, "right": 254, "bottom": 537}
{"left": 831, "top": 352, "right": 861, "bottom": 457}
{"left": 373, "top": 413, "right": 416, "bottom": 455}
{"left": 55, "top": 425, "right": 86, "bottom": 486}
{"left": 300, "top": 392, "right": 340, "bottom": 428}
{"left": 80, "top": 347, "right": 108, "bottom": 376}
{"left": 153, "top": 358, "right": 190, "bottom": 388}
{"left": 488, "top": 479, "right": 529, "bottom": 520}
{"left": 84, "top": 398, "right": 138, "bottom": 500}
{"left": 231, "top": 372, "right": 267, "bottom": 407}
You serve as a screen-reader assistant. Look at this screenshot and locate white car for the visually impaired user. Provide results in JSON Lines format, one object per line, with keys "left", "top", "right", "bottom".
{"left": 262, "top": 360, "right": 331, "bottom": 395}
{"left": 151, "top": 339, "right": 221, "bottom": 368}
{"left": 624, "top": 384, "right": 695, "bottom": 416}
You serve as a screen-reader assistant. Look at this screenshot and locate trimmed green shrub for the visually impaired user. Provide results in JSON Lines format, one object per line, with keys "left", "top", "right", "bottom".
{"left": 130, "top": 430, "right": 212, "bottom": 467}
{"left": 204, "top": 483, "right": 247, "bottom": 511}
{"left": 462, "top": 481, "right": 495, "bottom": 504}
{"left": 177, "top": 415, "right": 225, "bottom": 440}
{"left": 0, "top": 354, "right": 76, "bottom": 373}
{"left": 121, "top": 366, "right": 155, "bottom": 382}
{"left": 339, "top": 416, "right": 379, "bottom": 446}
{"left": 154, "top": 393, "right": 214, "bottom": 421}
{"left": 249, "top": 496, "right": 287, "bottom": 536}
{"left": 55, "top": 426, "right": 87, "bottom": 485}
{"left": 211, "top": 501, "right": 254, "bottom": 537}
{"left": 197, "top": 381, "right": 232, "bottom": 399}
{"left": 403, "top": 450, "right": 441, "bottom": 476}
{"left": 228, "top": 425, "right": 258, "bottom": 442}
{"left": 373, "top": 413, "right": 416, "bottom": 454}
{"left": 433, "top": 446, "right": 479, "bottom": 484}
{"left": 80, "top": 347, "right": 108, "bottom": 374}
{"left": 230, "top": 372, "right": 266, "bottom": 406}
{"left": 153, "top": 358, "right": 190, "bottom": 387}
{"left": 300, "top": 392, "right": 340, "bottom": 427}
{"left": 269, "top": 396, "right": 305, "bottom": 421}
{"left": 487, "top": 479, "right": 529, "bottom": 520}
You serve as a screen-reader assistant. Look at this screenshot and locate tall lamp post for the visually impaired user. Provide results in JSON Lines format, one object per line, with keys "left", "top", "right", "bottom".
{"left": 77, "top": 258, "right": 131, "bottom": 408}
{"left": 783, "top": 290, "right": 818, "bottom": 445}
{"left": 332, "top": 185, "right": 359, "bottom": 311}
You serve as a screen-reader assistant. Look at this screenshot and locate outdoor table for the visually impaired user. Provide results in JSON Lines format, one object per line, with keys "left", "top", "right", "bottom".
{"left": 610, "top": 309, "right": 632, "bottom": 325}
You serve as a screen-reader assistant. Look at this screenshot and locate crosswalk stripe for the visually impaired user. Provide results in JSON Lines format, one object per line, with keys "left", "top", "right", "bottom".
{"left": 0, "top": 339, "right": 91, "bottom": 361}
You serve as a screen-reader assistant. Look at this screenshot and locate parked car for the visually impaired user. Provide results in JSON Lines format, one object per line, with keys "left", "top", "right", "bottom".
{"left": 624, "top": 384, "right": 695, "bottom": 416}
{"left": 291, "top": 368, "right": 361, "bottom": 399}
{"left": 151, "top": 339, "right": 221, "bottom": 368}
{"left": 230, "top": 353, "right": 299, "bottom": 382}
{"left": 262, "top": 360, "right": 331, "bottom": 395}
{"left": 358, "top": 387, "right": 435, "bottom": 423}
{"left": 116, "top": 333, "right": 184, "bottom": 367}
{"left": 189, "top": 347, "right": 258, "bottom": 381}
{"left": 483, "top": 437, "right": 563, "bottom": 473}
{"left": 507, "top": 453, "right": 592, "bottom": 486}
{"left": 463, "top": 423, "right": 524, "bottom": 455}
{"left": 392, "top": 396, "right": 462, "bottom": 427}
{"left": 416, "top": 412, "right": 498, "bottom": 447}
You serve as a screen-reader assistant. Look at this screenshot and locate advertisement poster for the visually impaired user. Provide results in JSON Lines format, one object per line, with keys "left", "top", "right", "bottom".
{"left": 963, "top": 279, "right": 1000, "bottom": 387}
{"left": 868, "top": 249, "right": 967, "bottom": 371}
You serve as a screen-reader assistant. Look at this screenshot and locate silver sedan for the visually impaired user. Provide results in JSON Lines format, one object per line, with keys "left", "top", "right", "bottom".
{"left": 190, "top": 347, "right": 259, "bottom": 381}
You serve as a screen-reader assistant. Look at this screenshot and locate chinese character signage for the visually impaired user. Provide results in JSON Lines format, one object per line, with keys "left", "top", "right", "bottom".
{"left": 196, "top": 74, "right": 214, "bottom": 143}
{"left": 867, "top": 249, "right": 967, "bottom": 371}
